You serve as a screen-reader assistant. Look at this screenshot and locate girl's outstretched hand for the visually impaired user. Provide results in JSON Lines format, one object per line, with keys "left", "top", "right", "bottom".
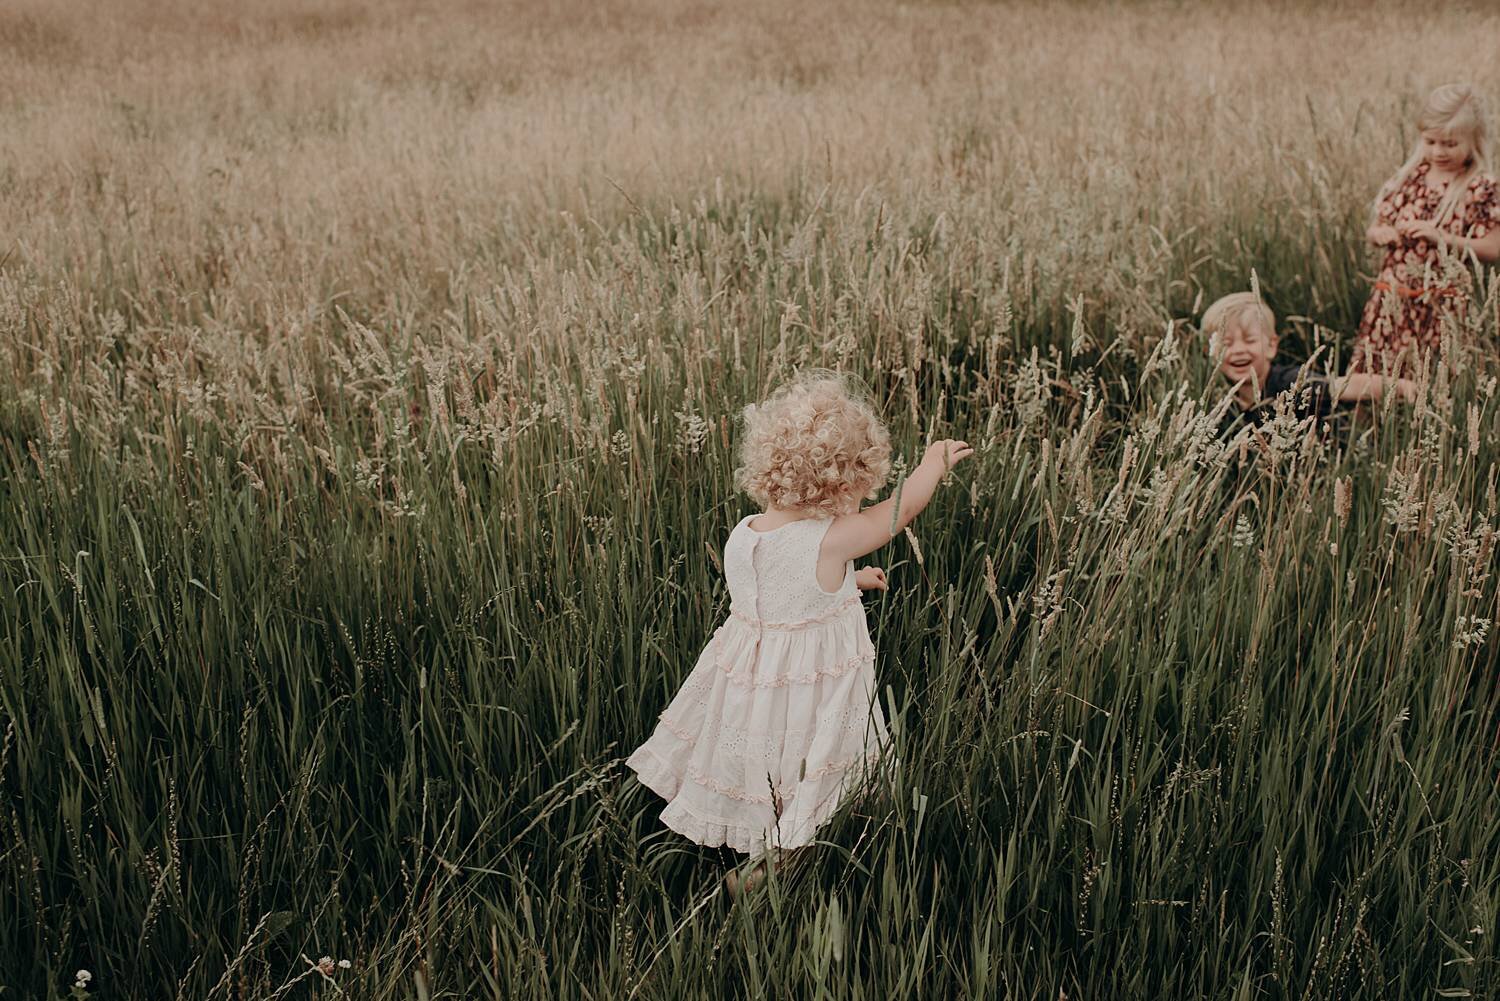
{"left": 1367, "top": 224, "right": 1400, "bottom": 247}
{"left": 824, "top": 438, "right": 976, "bottom": 565}
{"left": 920, "top": 439, "right": 975, "bottom": 473}
{"left": 854, "top": 566, "right": 888, "bottom": 592}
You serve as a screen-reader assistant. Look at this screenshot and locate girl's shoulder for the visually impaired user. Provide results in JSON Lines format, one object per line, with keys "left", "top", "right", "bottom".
{"left": 1465, "top": 171, "right": 1497, "bottom": 194}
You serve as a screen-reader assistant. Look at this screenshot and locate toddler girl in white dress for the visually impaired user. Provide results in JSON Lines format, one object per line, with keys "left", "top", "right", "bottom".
{"left": 626, "top": 373, "right": 973, "bottom": 891}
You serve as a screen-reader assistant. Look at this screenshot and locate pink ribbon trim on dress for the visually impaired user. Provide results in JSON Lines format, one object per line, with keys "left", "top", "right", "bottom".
{"left": 728, "top": 593, "right": 862, "bottom": 631}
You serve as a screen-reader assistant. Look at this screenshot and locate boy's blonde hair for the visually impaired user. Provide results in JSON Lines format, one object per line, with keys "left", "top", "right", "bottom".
{"left": 735, "top": 372, "right": 891, "bottom": 517}
{"left": 1378, "top": 83, "right": 1493, "bottom": 228}
{"left": 1201, "top": 292, "right": 1276, "bottom": 341}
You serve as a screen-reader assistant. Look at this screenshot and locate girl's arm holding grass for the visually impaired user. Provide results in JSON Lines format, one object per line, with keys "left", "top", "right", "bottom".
{"left": 1328, "top": 373, "right": 1416, "bottom": 404}
{"left": 824, "top": 439, "right": 974, "bottom": 564}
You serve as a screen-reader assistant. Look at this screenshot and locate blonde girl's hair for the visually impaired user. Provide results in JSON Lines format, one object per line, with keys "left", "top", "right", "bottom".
{"left": 1201, "top": 291, "right": 1276, "bottom": 342}
{"left": 1376, "top": 84, "right": 1492, "bottom": 228}
{"left": 734, "top": 371, "right": 891, "bottom": 518}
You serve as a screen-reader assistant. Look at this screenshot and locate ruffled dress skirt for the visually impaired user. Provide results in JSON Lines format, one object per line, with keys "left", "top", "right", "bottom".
{"left": 626, "top": 596, "right": 889, "bottom": 855}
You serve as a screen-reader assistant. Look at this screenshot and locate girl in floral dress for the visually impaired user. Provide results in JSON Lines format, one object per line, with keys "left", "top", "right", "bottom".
{"left": 1352, "top": 84, "right": 1500, "bottom": 376}
{"left": 626, "top": 373, "right": 973, "bottom": 894}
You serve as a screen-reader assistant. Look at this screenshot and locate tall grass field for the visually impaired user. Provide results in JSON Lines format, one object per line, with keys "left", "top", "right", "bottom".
{"left": 2, "top": 0, "right": 1498, "bottom": 997}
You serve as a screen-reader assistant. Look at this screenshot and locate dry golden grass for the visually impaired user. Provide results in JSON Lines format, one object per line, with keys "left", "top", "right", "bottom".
{"left": 3, "top": 1, "right": 1496, "bottom": 292}
{"left": 1, "top": 0, "right": 1496, "bottom": 453}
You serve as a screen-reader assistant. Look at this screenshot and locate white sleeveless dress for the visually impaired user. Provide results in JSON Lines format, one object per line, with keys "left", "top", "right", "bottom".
{"left": 626, "top": 515, "right": 890, "bottom": 854}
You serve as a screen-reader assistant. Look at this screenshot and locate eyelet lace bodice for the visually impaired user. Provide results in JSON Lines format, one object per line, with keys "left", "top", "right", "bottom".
{"left": 723, "top": 516, "right": 857, "bottom": 626}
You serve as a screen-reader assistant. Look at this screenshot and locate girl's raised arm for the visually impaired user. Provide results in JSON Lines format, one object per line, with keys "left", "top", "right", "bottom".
{"left": 823, "top": 439, "right": 974, "bottom": 564}
{"left": 1329, "top": 373, "right": 1416, "bottom": 404}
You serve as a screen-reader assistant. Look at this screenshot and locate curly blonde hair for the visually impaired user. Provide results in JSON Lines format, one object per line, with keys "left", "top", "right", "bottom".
{"left": 734, "top": 372, "right": 891, "bottom": 517}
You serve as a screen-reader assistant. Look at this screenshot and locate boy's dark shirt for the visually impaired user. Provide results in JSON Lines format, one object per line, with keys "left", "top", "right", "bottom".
{"left": 1238, "top": 363, "right": 1333, "bottom": 428}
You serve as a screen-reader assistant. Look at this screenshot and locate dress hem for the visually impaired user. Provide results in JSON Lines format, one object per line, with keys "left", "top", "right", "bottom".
{"left": 626, "top": 741, "right": 886, "bottom": 855}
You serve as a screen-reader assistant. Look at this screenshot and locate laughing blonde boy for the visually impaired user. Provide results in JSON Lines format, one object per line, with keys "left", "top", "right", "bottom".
{"left": 1202, "top": 292, "right": 1416, "bottom": 426}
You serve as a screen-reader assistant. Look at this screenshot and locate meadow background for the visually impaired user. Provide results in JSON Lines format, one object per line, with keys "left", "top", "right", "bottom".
{"left": 2, "top": 0, "right": 1499, "bottom": 997}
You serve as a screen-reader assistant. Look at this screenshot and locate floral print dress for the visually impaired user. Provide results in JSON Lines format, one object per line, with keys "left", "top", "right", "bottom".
{"left": 1351, "top": 161, "right": 1499, "bottom": 376}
